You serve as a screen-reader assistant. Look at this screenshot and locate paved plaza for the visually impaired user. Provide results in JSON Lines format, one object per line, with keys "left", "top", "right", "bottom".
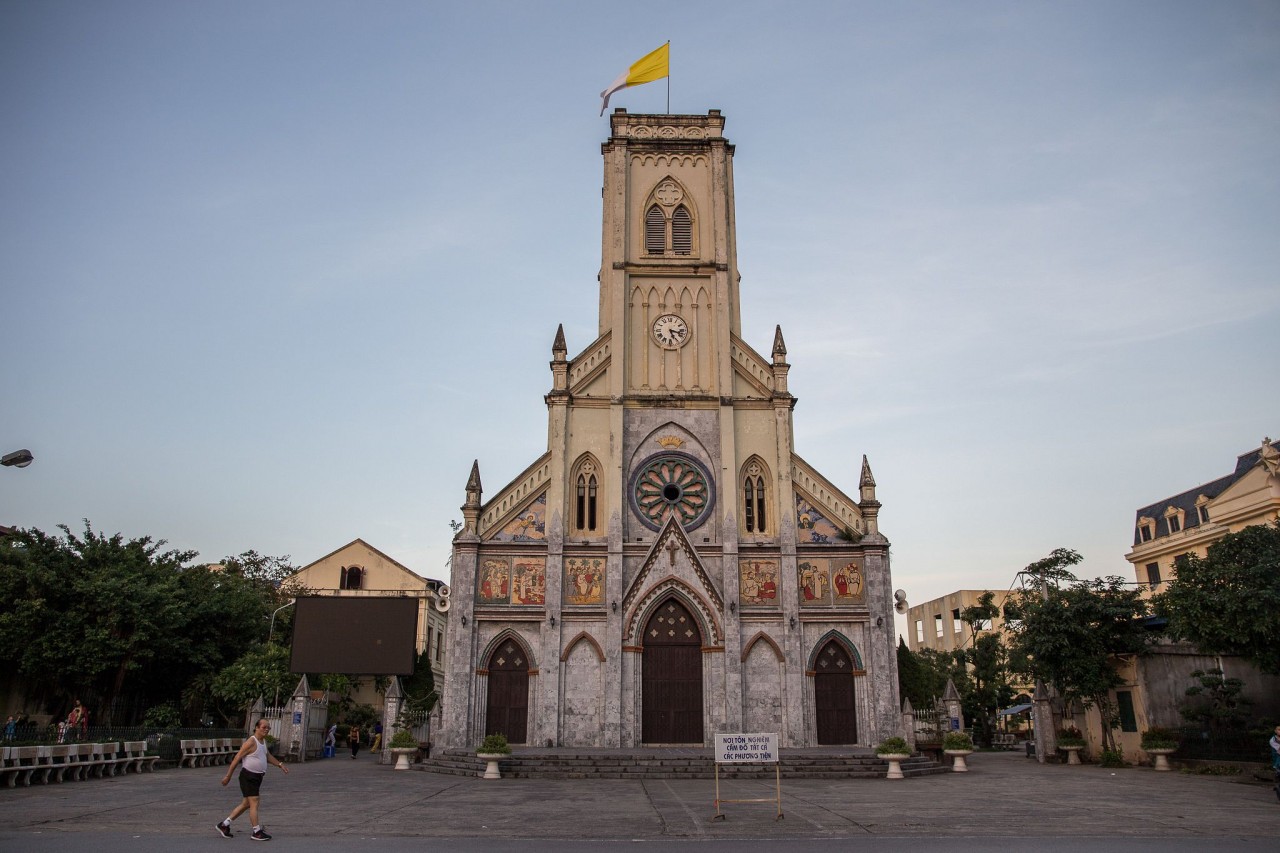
{"left": 1, "top": 750, "right": 1277, "bottom": 851}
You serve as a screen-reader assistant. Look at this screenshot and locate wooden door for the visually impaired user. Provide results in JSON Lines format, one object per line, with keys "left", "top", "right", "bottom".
{"left": 485, "top": 639, "right": 529, "bottom": 744}
{"left": 814, "top": 639, "right": 857, "bottom": 744}
{"left": 642, "top": 599, "right": 704, "bottom": 744}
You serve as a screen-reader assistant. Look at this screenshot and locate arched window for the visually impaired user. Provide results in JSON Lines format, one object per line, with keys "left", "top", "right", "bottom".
{"left": 741, "top": 459, "right": 769, "bottom": 534}
{"left": 645, "top": 205, "right": 666, "bottom": 254}
{"left": 340, "top": 566, "right": 363, "bottom": 590}
{"left": 575, "top": 473, "right": 599, "bottom": 532}
{"left": 671, "top": 206, "right": 692, "bottom": 254}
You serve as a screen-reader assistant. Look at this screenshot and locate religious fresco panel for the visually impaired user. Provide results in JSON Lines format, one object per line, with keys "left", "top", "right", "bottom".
{"left": 512, "top": 557, "right": 546, "bottom": 605}
{"left": 832, "top": 560, "right": 865, "bottom": 602}
{"left": 798, "top": 559, "right": 832, "bottom": 606}
{"left": 564, "top": 556, "right": 605, "bottom": 606}
{"left": 739, "top": 559, "right": 780, "bottom": 607}
{"left": 491, "top": 492, "right": 547, "bottom": 542}
{"left": 478, "top": 558, "right": 511, "bottom": 604}
{"left": 795, "top": 494, "right": 842, "bottom": 544}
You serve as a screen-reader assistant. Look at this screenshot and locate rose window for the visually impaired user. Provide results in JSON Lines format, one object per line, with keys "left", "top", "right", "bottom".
{"left": 629, "top": 452, "right": 715, "bottom": 531}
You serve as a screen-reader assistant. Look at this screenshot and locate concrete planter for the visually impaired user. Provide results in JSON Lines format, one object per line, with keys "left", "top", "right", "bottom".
{"left": 390, "top": 748, "right": 417, "bottom": 771}
{"left": 1145, "top": 747, "right": 1176, "bottom": 771}
{"left": 1060, "top": 744, "right": 1084, "bottom": 765}
{"left": 879, "top": 753, "right": 910, "bottom": 780}
{"left": 476, "top": 752, "right": 507, "bottom": 779}
{"left": 944, "top": 749, "right": 974, "bottom": 772}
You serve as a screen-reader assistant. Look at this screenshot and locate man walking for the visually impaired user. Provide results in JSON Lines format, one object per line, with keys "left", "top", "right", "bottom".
{"left": 216, "top": 719, "right": 289, "bottom": 841}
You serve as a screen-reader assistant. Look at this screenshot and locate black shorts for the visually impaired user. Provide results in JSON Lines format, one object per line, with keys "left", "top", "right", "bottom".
{"left": 238, "top": 769, "right": 264, "bottom": 798}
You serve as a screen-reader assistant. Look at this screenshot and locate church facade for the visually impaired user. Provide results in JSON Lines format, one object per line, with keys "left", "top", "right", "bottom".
{"left": 441, "top": 110, "right": 900, "bottom": 749}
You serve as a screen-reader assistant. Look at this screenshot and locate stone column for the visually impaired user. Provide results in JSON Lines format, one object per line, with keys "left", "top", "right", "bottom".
{"left": 381, "top": 677, "right": 403, "bottom": 765}
{"left": 901, "top": 697, "right": 916, "bottom": 752}
{"left": 1032, "top": 681, "right": 1056, "bottom": 764}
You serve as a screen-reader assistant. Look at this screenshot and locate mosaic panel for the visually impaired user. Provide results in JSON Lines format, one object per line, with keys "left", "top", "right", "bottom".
{"left": 739, "top": 559, "right": 780, "bottom": 607}
{"left": 798, "top": 559, "right": 832, "bottom": 606}
{"left": 795, "top": 495, "right": 842, "bottom": 544}
{"left": 512, "top": 557, "right": 546, "bottom": 605}
{"left": 564, "top": 556, "right": 605, "bottom": 606}
{"left": 478, "top": 558, "right": 510, "bottom": 604}
{"left": 832, "top": 560, "right": 864, "bottom": 603}
{"left": 491, "top": 492, "right": 547, "bottom": 542}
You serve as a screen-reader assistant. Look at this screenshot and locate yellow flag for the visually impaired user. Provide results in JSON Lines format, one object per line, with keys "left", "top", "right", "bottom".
{"left": 600, "top": 43, "right": 669, "bottom": 115}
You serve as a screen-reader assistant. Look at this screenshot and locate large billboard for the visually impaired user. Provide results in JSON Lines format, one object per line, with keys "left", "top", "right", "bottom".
{"left": 289, "top": 596, "right": 418, "bottom": 676}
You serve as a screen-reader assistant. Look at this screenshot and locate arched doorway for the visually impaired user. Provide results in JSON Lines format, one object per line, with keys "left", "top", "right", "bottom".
{"left": 484, "top": 638, "right": 529, "bottom": 744}
{"left": 813, "top": 639, "right": 858, "bottom": 744}
{"left": 642, "top": 598, "right": 704, "bottom": 744}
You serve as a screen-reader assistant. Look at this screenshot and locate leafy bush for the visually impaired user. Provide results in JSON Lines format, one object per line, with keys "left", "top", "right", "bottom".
{"left": 1141, "top": 727, "right": 1181, "bottom": 749}
{"left": 942, "top": 732, "right": 974, "bottom": 751}
{"left": 389, "top": 729, "right": 418, "bottom": 749}
{"left": 141, "top": 702, "right": 182, "bottom": 730}
{"left": 478, "top": 733, "right": 511, "bottom": 755}
{"left": 876, "top": 736, "right": 910, "bottom": 756}
{"left": 1057, "top": 727, "right": 1085, "bottom": 747}
{"left": 1100, "top": 749, "right": 1125, "bottom": 767}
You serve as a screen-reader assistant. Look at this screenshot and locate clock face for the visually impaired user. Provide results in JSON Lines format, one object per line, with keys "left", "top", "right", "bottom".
{"left": 651, "top": 313, "right": 690, "bottom": 348}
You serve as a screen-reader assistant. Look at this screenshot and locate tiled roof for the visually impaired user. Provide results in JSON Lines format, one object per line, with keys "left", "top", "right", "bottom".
{"left": 1132, "top": 445, "right": 1266, "bottom": 545}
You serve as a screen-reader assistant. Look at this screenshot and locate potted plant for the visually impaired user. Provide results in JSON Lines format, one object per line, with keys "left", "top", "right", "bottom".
{"left": 1140, "top": 727, "right": 1180, "bottom": 771}
{"left": 476, "top": 733, "right": 511, "bottom": 780}
{"left": 876, "top": 736, "right": 912, "bottom": 780}
{"left": 942, "top": 731, "right": 975, "bottom": 772}
{"left": 388, "top": 730, "right": 419, "bottom": 771}
{"left": 1057, "top": 727, "right": 1085, "bottom": 765}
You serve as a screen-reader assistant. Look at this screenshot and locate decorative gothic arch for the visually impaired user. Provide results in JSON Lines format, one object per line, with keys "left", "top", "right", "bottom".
{"left": 642, "top": 176, "right": 699, "bottom": 257}
{"left": 479, "top": 628, "right": 539, "bottom": 674}
{"left": 570, "top": 452, "right": 603, "bottom": 534}
{"left": 739, "top": 455, "right": 772, "bottom": 535}
{"left": 806, "top": 630, "right": 864, "bottom": 673}
{"left": 561, "top": 630, "right": 606, "bottom": 663}
{"left": 741, "top": 630, "right": 784, "bottom": 663}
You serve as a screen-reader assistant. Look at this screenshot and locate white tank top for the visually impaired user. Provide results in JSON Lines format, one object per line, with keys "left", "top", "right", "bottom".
{"left": 242, "top": 735, "right": 269, "bottom": 774}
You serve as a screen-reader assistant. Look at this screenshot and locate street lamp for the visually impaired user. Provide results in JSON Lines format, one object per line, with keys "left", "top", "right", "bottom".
{"left": 268, "top": 598, "right": 296, "bottom": 644}
{"left": 1, "top": 449, "right": 33, "bottom": 468}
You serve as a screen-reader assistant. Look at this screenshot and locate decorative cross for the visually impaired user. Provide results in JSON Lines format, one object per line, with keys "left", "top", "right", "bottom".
{"left": 666, "top": 540, "right": 679, "bottom": 568}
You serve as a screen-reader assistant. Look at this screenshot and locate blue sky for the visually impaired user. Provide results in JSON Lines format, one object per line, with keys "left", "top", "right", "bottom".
{"left": 2, "top": 1, "right": 1277, "bottom": 630}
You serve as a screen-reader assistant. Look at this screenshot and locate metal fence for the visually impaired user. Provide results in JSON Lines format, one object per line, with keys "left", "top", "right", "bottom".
{"left": 1175, "top": 727, "right": 1272, "bottom": 763}
{"left": 0, "top": 725, "right": 247, "bottom": 762}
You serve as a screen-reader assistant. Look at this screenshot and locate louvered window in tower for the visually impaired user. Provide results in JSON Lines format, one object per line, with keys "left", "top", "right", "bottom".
{"left": 576, "top": 475, "right": 587, "bottom": 530}
{"left": 744, "top": 478, "right": 756, "bottom": 532}
{"left": 671, "top": 206, "right": 692, "bottom": 255}
{"left": 744, "top": 475, "right": 766, "bottom": 533}
{"left": 645, "top": 205, "right": 666, "bottom": 254}
{"left": 587, "top": 475, "right": 598, "bottom": 531}
{"left": 753, "top": 476, "right": 766, "bottom": 532}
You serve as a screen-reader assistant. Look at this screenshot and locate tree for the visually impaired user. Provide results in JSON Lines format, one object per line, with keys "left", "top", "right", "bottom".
{"left": 212, "top": 644, "right": 295, "bottom": 718}
{"left": 958, "top": 592, "right": 1013, "bottom": 748}
{"left": 1154, "top": 522, "right": 1280, "bottom": 674}
{"left": 1005, "top": 550, "right": 1152, "bottom": 752}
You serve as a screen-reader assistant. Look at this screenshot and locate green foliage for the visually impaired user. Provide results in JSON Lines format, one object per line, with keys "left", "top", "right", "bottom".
{"left": 389, "top": 729, "right": 418, "bottom": 749}
{"left": 942, "top": 732, "right": 974, "bottom": 751}
{"left": 1140, "top": 727, "right": 1181, "bottom": 750}
{"left": 1005, "top": 551, "right": 1152, "bottom": 752}
{"left": 1155, "top": 523, "right": 1280, "bottom": 675}
{"left": 1057, "top": 727, "right": 1085, "bottom": 747}
{"left": 876, "top": 736, "right": 910, "bottom": 755}
{"left": 212, "top": 644, "right": 294, "bottom": 710}
{"left": 479, "top": 733, "right": 512, "bottom": 754}
{"left": 345, "top": 703, "right": 379, "bottom": 731}
{"left": 141, "top": 702, "right": 182, "bottom": 730}
{"left": 1099, "top": 749, "right": 1125, "bottom": 768}
{"left": 399, "top": 649, "right": 439, "bottom": 717}
{"left": 1180, "top": 764, "right": 1241, "bottom": 776}
{"left": 1179, "top": 668, "right": 1253, "bottom": 731}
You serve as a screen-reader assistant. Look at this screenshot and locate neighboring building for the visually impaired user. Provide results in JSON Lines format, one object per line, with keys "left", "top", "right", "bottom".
{"left": 285, "top": 539, "right": 450, "bottom": 709}
{"left": 442, "top": 110, "right": 899, "bottom": 749}
{"left": 1072, "top": 437, "right": 1280, "bottom": 761}
{"left": 905, "top": 590, "right": 1011, "bottom": 654}
{"left": 1125, "top": 437, "right": 1280, "bottom": 593}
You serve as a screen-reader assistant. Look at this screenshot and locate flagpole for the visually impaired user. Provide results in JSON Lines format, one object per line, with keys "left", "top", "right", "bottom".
{"left": 666, "top": 40, "right": 671, "bottom": 113}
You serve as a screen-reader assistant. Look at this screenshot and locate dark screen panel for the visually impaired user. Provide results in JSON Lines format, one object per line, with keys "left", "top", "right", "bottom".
{"left": 289, "top": 596, "right": 419, "bottom": 675}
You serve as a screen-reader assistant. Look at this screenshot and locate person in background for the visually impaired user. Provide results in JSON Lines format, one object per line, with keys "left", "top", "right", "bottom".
{"left": 349, "top": 723, "right": 362, "bottom": 759}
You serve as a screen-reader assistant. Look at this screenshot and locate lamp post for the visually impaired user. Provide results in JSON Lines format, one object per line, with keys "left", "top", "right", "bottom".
{"left": 1, "top": 449, "right": 34, "bottom": 468}
{"left": 268, "top": 599, "right": 296, "bottom": 644}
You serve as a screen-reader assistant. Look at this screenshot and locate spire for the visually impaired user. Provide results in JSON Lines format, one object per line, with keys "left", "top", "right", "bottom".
{"left": 772, "top": 325, "right": 787, "bottom": 361}
{"left": 549, "top": 324, "right": 569, "bottom": 394}
{"left": 461, "top": 460, "right": 483, "bottom": 534}
{"left": 860, "top": 455, "right": 876, "bottom": 488}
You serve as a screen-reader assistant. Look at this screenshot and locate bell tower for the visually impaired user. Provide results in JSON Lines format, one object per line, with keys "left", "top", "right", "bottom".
{"left": 598, "top": 110, "right": 740, "bottom": 398}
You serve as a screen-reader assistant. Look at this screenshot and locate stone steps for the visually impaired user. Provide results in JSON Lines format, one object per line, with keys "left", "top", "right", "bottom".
{"left": 418, "top": 748, "right": 946, "bottom": 780}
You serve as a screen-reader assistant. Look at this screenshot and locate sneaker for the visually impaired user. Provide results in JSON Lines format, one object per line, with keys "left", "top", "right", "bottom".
{"left": 251, "top": 828, "right": 272, "bottom": 841}
{"left": 215, "top": 822, "right": 233, "bottom": 839}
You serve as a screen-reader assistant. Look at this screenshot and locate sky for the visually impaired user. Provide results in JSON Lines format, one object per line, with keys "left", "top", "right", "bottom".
{"left": 2, "top": 1, "right": 1278, "bottom": 640}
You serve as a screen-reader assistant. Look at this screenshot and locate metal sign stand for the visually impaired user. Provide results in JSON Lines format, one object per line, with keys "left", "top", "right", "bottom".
{"left": 711, "top": 733, "right": 783, "bottom": 821}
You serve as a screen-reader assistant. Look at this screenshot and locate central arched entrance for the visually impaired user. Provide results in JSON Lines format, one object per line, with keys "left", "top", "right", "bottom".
{"left": 642, "top": 598, "right": 704, "bottom": 744}
{"left": 485, "top": 638, "right": 529, "bottom": 744}
{"left": 813, "top": 638, "right": 858, "bottom": 744}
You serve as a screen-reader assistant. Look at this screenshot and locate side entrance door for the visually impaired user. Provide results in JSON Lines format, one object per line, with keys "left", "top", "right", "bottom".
{"left": 814, "top": 639, "right": 858, "bottom": 744}
{"left": 642, "top": 598, "right": 704, "bottom": 744}
{"left": 485, "top": 639, "right": 529, "bottom": 744}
